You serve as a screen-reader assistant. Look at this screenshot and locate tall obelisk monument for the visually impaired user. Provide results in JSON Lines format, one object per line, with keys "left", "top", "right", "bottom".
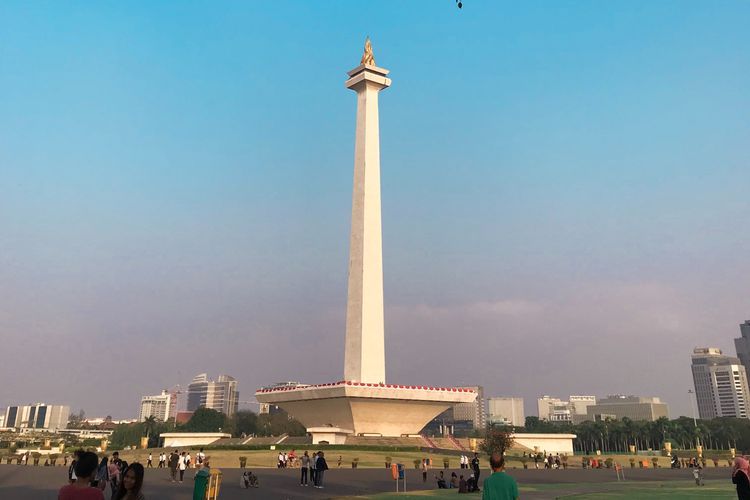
{"left": 343, "top": 38, "right": 391, "bottom": 384}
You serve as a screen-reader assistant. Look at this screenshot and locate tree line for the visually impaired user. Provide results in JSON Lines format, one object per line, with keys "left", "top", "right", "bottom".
{"left": 110, "top": 409, "right": 306, "bottom": 450}
{"left": 518, "top": 415, "right": 750, "bottom": 453}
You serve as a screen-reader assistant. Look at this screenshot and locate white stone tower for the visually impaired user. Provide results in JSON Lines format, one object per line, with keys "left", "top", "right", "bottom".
{"left": 343, "top": 38, "right": 391, "bottom": 384}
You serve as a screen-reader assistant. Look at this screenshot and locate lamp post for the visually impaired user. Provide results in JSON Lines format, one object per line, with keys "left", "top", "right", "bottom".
{"left": 688, "top": 389, "right": 700, "bottom": 449}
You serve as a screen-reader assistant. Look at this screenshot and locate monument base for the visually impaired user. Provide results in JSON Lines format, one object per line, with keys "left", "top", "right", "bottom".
{"left": 256, "top": 381, "right": 476, "bottom": 438}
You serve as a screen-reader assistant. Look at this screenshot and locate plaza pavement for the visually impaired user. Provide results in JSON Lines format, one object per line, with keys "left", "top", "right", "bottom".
{"left": 0, "top": 463, "right": 730, "bottom": 499}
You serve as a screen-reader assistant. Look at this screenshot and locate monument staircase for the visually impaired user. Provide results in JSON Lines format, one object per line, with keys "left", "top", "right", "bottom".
{"left": 344, "top": 436, "right": 423, "bottom": 447}
{"left": 447, "top": 434, "right": 467, "bottom": 451}
{"left": 420, "top": 434, "right": 438, "bottom": 449}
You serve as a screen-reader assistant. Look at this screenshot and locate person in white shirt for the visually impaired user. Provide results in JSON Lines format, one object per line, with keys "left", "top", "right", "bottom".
{"left": 179, "top": 452, "right": 188, "bottom": 482}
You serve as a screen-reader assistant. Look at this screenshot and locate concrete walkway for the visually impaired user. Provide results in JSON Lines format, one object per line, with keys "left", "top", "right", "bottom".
{"left": 0, "top": 464, "right": 730, "bottom": 499}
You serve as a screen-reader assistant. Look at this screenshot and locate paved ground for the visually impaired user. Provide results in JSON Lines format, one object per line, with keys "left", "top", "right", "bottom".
{"left": 0, "top": 464, "right": 732, "bottom": 499}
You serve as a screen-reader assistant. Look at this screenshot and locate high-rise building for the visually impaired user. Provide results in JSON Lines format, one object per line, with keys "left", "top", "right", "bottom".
{"left": 187, "top": 373, "right": 239, "bottom": 417}
{"left": 586, "top": 395, "right": 669, "bottom": 422}
{"left": 3, "top": 404, "right": 69, "bottom": 431}
{"left": 139, "top": 390, "right": 175, "bottom": 422}
{"left": 734, "top": 321, "right": 750, "bottom": 383}
{"left": 691, "top": 347, "right": 750, "bottom": 419}
{"left": 452, "top": 386, "right": 485, "bottom": 429}
{"left": 487, "top": 397, "right": 524, "bottom": 426}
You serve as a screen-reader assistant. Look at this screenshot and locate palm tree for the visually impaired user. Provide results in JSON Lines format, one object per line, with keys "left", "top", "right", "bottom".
{"left": 143, "top": 416, "right": 158, "bottom": 439}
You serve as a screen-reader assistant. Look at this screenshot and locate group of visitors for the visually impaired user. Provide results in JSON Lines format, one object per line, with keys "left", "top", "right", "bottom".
{"left": 298, "top": 450, "right": 329, "bottom": 488}
{"left": 276, "top": 450, "right": 297, "bottom": 468}
{"left": 59, "top": 450, "right": 145, "bottom": 500}
{"left": 164, "top": 450, "right": 197, "bottom": 483}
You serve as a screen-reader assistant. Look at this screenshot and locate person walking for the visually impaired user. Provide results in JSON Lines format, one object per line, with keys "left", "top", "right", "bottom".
{"left": 300, "top": 451, "right": 310, "bottom": 486}
{"left": 481, "top": 453, "right": 519, "bottom": 500}
{"left": 179, "top": 452, "right": 188, "bottom": 482}
{"left": 168, "top": 451, "right": 179, "bottom": 483}
{"left": 113, "top": 463, "right": 145, "bottom": 500}
{"left": 732, "top": 457, "right": 750, "bottom": 500}
{"left": 314, "top": 452, "right": 329, "bottom": 489}
{"left": 146, "top": 453, "right": 152, "bottom": 468}
{"left": 58, "top": 451, "right": 105, "bottom": 500}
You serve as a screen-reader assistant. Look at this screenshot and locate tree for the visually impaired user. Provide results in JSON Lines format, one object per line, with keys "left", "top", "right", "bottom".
{"left": 256, "top": 413, "right": 306, "bottom": 437}
{"left": 143, "top": 416, "right": 158, "bottom": 439}
{"left": 67, "top": 409, "right": 86, "bottom": 428}
{"left": 479, "top": 426, "right": 514, "bottom": 456}
{"left": 181, "top": 408, "right": 228, "bottom": 433}
{"left": 232, "top": 411, "right": 258, "bottom": 437}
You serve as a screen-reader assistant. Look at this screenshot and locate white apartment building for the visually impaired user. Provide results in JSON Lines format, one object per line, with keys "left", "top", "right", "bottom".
{"left": 691, "top": 347, "right": 750, "bottom": 419}
{"left": 487, "top": 397, "right": 525, "bottom": 426}
{"left": 139, "top": 390, "right": 175, "bottom": 422}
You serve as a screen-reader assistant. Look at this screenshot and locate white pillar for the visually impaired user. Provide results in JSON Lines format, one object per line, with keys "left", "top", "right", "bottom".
{"left": 343, "top": 44, "right": 391, "bottom": 384}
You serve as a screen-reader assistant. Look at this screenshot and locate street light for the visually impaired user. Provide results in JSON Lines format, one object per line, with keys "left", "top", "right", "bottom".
{"left": 688, "top": 389, "right": 700, "bottom": 448}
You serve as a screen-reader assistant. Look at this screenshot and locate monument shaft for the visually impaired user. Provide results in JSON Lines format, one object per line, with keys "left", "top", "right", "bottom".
{"left": 343, "top": 58, "right": 391, "bottom": 384}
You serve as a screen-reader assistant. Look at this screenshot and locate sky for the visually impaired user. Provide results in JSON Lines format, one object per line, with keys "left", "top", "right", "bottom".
{"left": 1, "top": 1, "right": 749, "bottom": 420}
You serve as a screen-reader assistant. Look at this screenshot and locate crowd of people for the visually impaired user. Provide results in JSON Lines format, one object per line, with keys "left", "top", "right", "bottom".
{"left": 56, "top": 448, "right": 215, "bottom": 500}
{"left": 59, "top": 450, "right": 145, "bottom": 500}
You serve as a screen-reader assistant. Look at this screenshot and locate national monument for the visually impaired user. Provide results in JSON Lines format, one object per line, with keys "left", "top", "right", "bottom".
{"left": 255, "top": 39, "right": 476, "bottom": 444}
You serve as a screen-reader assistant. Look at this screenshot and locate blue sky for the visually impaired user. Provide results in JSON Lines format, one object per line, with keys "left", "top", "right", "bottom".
{"left": 1, "top": 1, "right": 748, "bottom": 418}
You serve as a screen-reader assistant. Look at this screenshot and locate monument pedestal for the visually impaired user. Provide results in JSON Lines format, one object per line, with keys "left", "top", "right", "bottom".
{"left": 256, "top": 381, "right": 476, "bottom": 442}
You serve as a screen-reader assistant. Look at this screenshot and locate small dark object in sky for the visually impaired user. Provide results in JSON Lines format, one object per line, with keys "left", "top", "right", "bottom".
{"left": 457, "top": 1, "right": 463, "bottom": 8}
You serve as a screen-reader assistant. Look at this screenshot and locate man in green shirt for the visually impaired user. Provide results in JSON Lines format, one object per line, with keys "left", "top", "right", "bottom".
{"left": 482, "top": 453, "right": 519, "bottom": 500}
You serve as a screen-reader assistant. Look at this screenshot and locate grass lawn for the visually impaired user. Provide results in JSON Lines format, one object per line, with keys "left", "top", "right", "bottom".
{"left": 333, "top": 480, "right": 736, "bottom": 499}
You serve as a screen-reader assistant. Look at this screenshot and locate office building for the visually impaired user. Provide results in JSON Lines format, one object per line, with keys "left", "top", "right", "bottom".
{"left": 586, "top": 395, "right": 669, "bottom": 421}
{"left": 3, "top": 404, "right": 69, "bottom": 431}
{"left": 452, "top": 386, "right": 486, "bottom": 429}
{"left": 139, "top": 390, "right": 175, "bottom": 422}
{"left": 537, "top": 396, "right": 564, "bottom": 421}
{"left": 691, "top": 347, "right": 750, "bottom": 419}
{"left": 734, "top": 321, "right": 750, "bottom": 384}
{"left": 538, "top": 395, "right": 597, "bottom": 423}
{"left": 187, "top": 373, "right": 239, "bottom": 417}
{"left": 487, "top": 397, "right": 524, "bottom": 426}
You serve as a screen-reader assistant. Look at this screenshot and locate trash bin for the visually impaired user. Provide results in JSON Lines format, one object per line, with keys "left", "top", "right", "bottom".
{"left": 193, "top": 467, "right": 210, "bottom": 500}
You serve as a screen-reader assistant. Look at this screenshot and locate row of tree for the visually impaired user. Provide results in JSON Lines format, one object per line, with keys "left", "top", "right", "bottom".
{"left": 110, "top": 409, "right": 306, "bottom": 450}
{"left": 518, "top": 415, "right": 750, "bottom": 453}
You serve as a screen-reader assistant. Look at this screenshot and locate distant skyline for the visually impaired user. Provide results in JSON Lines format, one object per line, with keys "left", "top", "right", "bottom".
{"left": 1, "top": 1, "right": 749, "bottom": 419}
